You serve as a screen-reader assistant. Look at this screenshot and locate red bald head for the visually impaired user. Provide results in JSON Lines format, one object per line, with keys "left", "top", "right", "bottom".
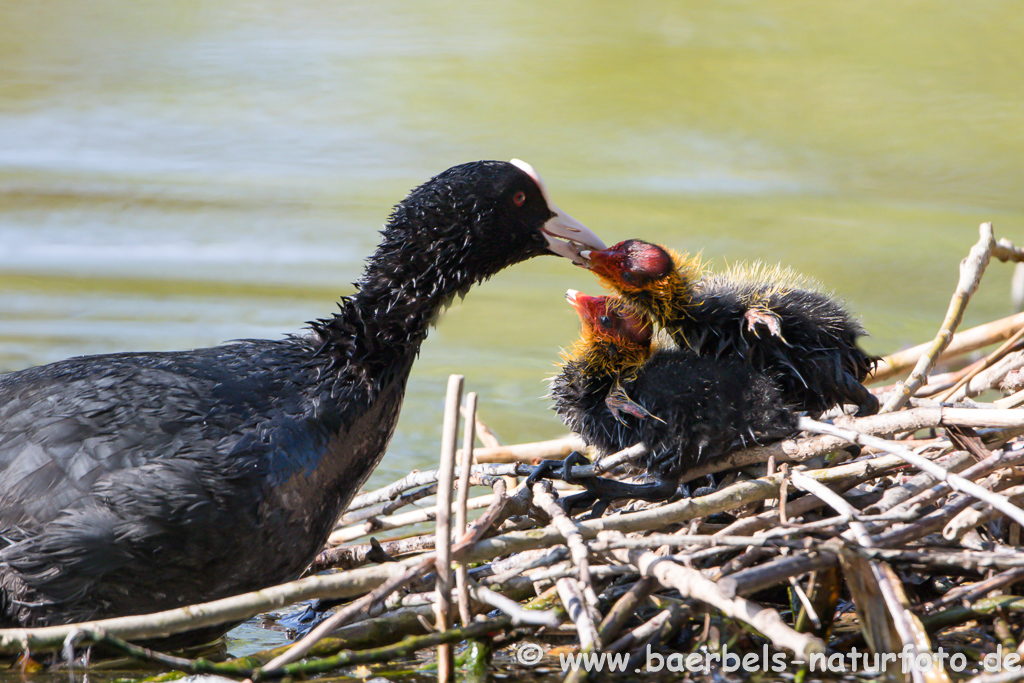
{"left": 565, "top": 289, "right": 651, "bottom": 348}
{"left": 583, "top": 240, "right": 675, "bottom": 291}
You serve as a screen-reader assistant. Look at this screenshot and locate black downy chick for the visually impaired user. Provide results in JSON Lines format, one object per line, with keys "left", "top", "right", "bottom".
{"left": 530, "top": 291, "right": 798, "bottom": 516}
{"left": 584, "top": 239, "right": 878, "bottom": 418}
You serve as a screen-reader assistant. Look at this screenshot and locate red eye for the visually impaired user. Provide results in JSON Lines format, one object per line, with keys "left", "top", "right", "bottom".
{"left": 513, "top": 191, "right": 526, "bottom": 207}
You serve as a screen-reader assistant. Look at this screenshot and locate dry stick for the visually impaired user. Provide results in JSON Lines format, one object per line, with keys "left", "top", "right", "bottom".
{"left": 435, "top": 374, "right": 463, "bottom": 683}
{"left": 337, "top": 483, "right": 439, "bottom": 526}
{"left": 920, "top": 567, "right": 1024, "bottom": 615}
{"left": 789, "top": 471, "right": 871, "bottom": 544}
{"left": 871, "top": 312, "right": 1024, "bottom": 383}
{"left": 944, "top": 484, "right": 1024, "bottom": 541}
{"left": 879, "top": 446, "right": 1024, "bottom": 521}
{"left": 605, "top": 603, "right": 690, "bottom": 654}
{"left": 859, "top": 548, "right": 1024, "bottom": 572}
{"left": 557, "top": 577, "right": 599, "bottom": 653}
{"left": 463, "top": 406, "right": 501, "bottom": 449}
{"left": 459, "top": 434, "right": 584, "bottom": 464}
{"left": 946, "top": 350, "right": 1024, "bottom": 402}
{"left": 789, "top": 471, "right": 930, "bottom": 672}
{"left": 934, "top": 325, "right": 1024, "bottom": 402}
{"left": 993, "top": 234, "right": 1024, "bottom": 264}
{"left": 597, "top": 577, "right": 658, "bottom": 646}
{"left": 591, "top": 443, "right": 649, "bottom": 475}
{"left": 531, "top": 482, "right": 599, "bottom": 606}
{"left": 343, "top": 463, "right": 518, "bottom": 513}
{"left": 800, "top": 417, "right": 1024, "bottom": 528}
{"left": 455, "top": 392, "right": 478, "bottom": 628}
{"left": 329, "top": 491, "right": 497, "bottom": 545}
{"left": 862, "top": 449, "right": 975, "bottom": 516}
{"left": 995, "top": 388, "right": 1024, "bottom": 409}
{"left": 470, "top": 585, "right": 560, "bottom": 627}
{"left": 0, "top": 559, "right": 423, "bottom": 654}
{"left": 609, "top": 547, "right": 825, "bottom": 659}
{"left": 882, "top": 223, "right": 997, "bottom": 413}
{"left": 312, "top": 534, "right": 438, "bottom": 572}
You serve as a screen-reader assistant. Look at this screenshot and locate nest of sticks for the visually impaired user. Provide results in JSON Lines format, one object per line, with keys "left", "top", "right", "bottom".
{"left": 4, "top": 223, "right": 1024, "bottom": 682}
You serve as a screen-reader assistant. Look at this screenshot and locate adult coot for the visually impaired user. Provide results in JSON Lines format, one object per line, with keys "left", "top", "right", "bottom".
{"left": 583, "top": 240, "right": 878, "bottom": 417}
{"left": 532, "top": 291, "right": 797, "bottom": 516}
{"left": 0, "top": 160, "right": 605, "bottom": 638}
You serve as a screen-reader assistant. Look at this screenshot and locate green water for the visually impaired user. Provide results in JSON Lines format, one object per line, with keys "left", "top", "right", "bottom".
{"left": 1, "top": 0, "right": 1023, "bottom": 664}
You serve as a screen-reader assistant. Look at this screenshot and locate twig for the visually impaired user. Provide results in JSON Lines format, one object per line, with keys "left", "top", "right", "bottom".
{"left": 788, "top": 470, "right": 871, "bottom": 545}
{"left": 455, "top": 392, "right": 478, "bottom": 627}
{"left": 943, "top": 484, "right": 1024, "bottom": 540}
{"left": 557, "top": 577, "right": 599, "bottom": 653}
{"left": 944, "top": 350, "right": 1024, "bottom": 402}
{"left": 459, "top": 435, "right": 584, "bottom": 464}
{"left": 329, "top": 490, "right": 497, "bottom": 545}
{"left": 800, "top": 417, "right": 1024, "bottom": 528}
{"left": 934, "top": 326, "right": 1024, "bottom": 402}
{"left": 336, "top": 483, "right": 438, "bottom": 526}
{"left": 0, "top": 561, "right": 418, "bottom": 653}
{"left": 464, "top": 406, "right": 501, "bottom": 449}
{"left": 531, "top": 482, "right": 599, "bottom": 606}
{"left": 610, "top": 547, "right": 825, "bottom": 659}
{"left": 882, "top": 223, "right": 997, "bottom": 412}
{"left": 435, "top": 374, "right": 463, "bottom": 682}
{"left": 605, "top": 603, "right": 689, "bottom": 654}
{"left": 470, "top": 585, "right": 561, "bottom": 627}
{"left": 871, "top": 311, "right": 1024, "bottom": 383}
{"left": 876, "top": 444, "right": 1024, "bottom": 519}
{"left": 343, "top": 463, "right": 517, "bottom": 513}
{"left": 597, "top": 576, "right": 658, "bottom": 646}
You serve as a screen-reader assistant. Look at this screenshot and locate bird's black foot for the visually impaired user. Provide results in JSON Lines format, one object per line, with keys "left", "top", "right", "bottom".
{"left": 524, "top": 453, "right": 680, "bottom": 518}
{"left": 524, "top": 450, "right": 592, "bottom": 488}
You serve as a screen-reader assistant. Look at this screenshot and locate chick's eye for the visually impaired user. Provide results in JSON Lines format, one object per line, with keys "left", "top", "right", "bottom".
{"left": 598, "top": 315, "right": 612, "bottom": 328}
{"left": 512, "top": 191, "right": 526, "bottom": 207}
{"left": 621, "top": 270, "right": 636, "bottom": 284}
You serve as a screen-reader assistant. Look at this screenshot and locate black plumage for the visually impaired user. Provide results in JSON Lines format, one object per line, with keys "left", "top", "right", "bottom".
{"left": 0, "top": 159, "right": 605, "bottom": 638}
{"left": 583, "top": 239, "right": 878, "bottom": 417}
{"left": 534, "top": 291, "right": 797, "bottom": 515}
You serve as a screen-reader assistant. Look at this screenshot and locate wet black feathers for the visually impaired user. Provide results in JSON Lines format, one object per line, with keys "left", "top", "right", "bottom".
{"left": 0, "top": 160, "right": 570, "bottom": 636}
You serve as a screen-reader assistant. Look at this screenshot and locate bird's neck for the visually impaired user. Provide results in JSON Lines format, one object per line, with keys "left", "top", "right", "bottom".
{"left": 313, "top": 236, "right": 479, "bottom": 373}
{"left": 564, "top": 338, "right": 650, "bottom": 383}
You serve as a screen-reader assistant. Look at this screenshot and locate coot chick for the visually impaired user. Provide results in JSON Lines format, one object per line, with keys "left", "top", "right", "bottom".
{"left": 531, "top": 291, "right": 798, "bottom": 516}
{"left": 0, "top": 160, "right": 605, "bottom": 640}
{"left": 583, "top": 239, "right": 878, "bottom": 417}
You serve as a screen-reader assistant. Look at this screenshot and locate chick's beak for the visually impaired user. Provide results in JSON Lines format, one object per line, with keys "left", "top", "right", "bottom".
{"left": 579, "top": 247, "right": 614, "bottom": 279}
{"left": 565, "top": 288, "right": 602, "bottom": 321}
